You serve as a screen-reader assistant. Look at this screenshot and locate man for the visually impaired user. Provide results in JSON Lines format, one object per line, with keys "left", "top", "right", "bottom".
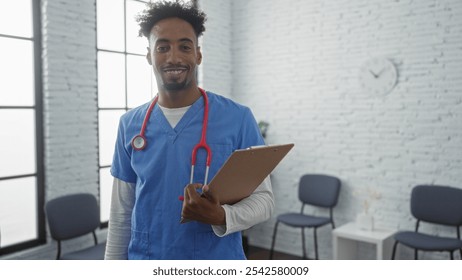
{"left": 105, "top": 0, "right": 273, "bottom": 260}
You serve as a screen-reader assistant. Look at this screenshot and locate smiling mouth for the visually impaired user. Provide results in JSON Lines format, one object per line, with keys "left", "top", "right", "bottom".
{"left": 165, "top": 69, "right": 185, "bottom": 75}
{"left": 163, "top": 66, "right": 188, "bottom": 75}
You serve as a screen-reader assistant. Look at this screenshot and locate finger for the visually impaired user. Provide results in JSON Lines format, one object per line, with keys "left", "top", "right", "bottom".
{"left": 182, "top": 185, "right": 196, "bottom": 219}
{"left": 183, "top": 184, "right": 193, "bottom": 202}
{"left": 184, "top": 183, "right": 202, "bottom": 202}
{"left": 201, "top": 185, "right": 219, "bottom": 204}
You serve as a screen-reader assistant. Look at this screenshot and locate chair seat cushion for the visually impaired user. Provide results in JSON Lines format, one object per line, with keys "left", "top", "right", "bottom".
{"left": 277, "top": 213, "right": 331, "bottom": 228}
{"left": 394, "top": 231, "right": 462, "bottom": 251}
{"left": 61, "top": 242, "right": 106, "bottom": 260}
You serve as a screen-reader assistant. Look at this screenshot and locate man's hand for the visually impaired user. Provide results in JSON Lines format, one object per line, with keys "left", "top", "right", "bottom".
{"left": 181, "top": 183, "right": 226, "bottom": 225}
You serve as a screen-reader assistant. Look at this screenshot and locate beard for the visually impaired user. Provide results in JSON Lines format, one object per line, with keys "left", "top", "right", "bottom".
{"left": 163, "top": 80, "right": 187, "bottom": 91}
{"left": 155, "top": 64, "right": 196, "bottom": 91}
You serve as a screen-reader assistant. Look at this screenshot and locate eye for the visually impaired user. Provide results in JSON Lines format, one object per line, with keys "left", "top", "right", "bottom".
{"left": 181, "top": 45, "right": 192, "bottom": 52}
{"left": 156, "top": 45, "right": 169, "bottom": 53}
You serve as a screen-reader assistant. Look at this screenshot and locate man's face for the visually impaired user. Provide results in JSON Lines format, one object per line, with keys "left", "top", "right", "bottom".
{"left": 147, "top": 17, "right": 202, "bottom": 92}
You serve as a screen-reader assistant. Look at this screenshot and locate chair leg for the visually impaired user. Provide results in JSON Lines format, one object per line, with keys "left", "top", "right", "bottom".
{"left": 391, "top": 241, "right": 398, "bottom": 260}
{"left": 301, "top": 227, "right": 307, "bottom": 259}
{"left": 56, "top": 241, "right": 62, "bottom": 260}
{"left": 269, "top": 221, "right": 279, "bottom": 260}
{"left": 414, "top": 249, "right": 418, "bottom": 260}
{"left": 92, "top": 231, "right": 98, "bottom": 245}
{"left": 314, "top": 228, "right": 319, "bottom": 260}
{"left": 450, "top": 251, "right": 454, "bottom": 260}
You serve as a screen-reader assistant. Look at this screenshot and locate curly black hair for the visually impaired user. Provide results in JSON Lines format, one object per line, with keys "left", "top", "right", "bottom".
{"left": 136, "top": 0, "right": 207, "bottom": 39}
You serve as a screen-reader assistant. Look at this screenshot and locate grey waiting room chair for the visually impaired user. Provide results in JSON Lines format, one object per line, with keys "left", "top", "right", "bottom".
{"left": 45, "top": 193, "right": 106, "bottom": 260}
{"left": 391, "top": 185, "right": 462, "bottom": 260}
{"left": 269, "top": 174, "right": 341, "bottom": 260}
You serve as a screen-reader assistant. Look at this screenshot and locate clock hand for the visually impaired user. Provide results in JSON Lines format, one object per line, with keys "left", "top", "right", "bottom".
{"left": 368, "top": 70, "right": 378, "bottom": 78}
{"left": 375, "top": 68, "right": 385, "bottom": 77}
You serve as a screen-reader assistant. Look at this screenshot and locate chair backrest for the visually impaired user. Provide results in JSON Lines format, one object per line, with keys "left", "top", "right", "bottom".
{"left": 45, "top": 193, "right": 100, "bottom": 241}
{"left": 298, "top": 174, "right": 341, "bottom": 208}
{"left": 411, "top": 185, "right": 462, "bottom": 226}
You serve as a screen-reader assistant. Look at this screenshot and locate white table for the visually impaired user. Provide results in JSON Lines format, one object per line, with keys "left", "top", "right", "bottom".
{"left": 332, "top": 222, "right": 395, "bottom": 260}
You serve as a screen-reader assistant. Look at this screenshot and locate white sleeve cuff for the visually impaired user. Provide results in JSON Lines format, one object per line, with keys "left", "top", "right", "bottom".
{"left": 211, "top": 176, "right": 274, "bottom": 237}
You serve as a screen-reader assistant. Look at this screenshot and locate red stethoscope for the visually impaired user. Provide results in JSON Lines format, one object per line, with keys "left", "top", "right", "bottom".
{"left": 131, "top": 88, "right": 212, "bottom": 185}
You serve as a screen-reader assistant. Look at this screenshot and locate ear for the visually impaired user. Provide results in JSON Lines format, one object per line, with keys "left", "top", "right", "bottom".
{"left": 146, "top": 47, "right": 152, "bottom": 65}
{"left": 196, "top": 46, "right": 202, "bottom": 65}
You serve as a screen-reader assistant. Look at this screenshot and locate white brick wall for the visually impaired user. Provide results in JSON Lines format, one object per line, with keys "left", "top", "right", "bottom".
{"left": 42, "top": 0, "right": 104, "bottom": 260}
{"left": 226, "top": 0, "right": 462, "bottom": 260}
{"left": 197, "top": 0, "right": 233, "bottom": 98}
{"left": 43, "top": 0, "right": 98, "bottom": 199}
{"left": 4, "top": 0, "right": 462, "bottom": 260}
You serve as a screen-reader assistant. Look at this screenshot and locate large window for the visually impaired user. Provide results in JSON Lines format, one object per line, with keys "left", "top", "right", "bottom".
{"left": 96, "top": 0, "right": 156, "bottom": 224}
{"left": 0, "top": 0, "right": 44, "bottom": 255}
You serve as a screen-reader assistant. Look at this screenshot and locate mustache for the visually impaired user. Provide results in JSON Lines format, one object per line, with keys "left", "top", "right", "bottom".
{"left": 161, "top": 64, "right": 189, "bottom": 71}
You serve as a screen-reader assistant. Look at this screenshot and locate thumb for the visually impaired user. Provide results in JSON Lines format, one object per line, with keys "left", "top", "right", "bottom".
{"left": 202, "top": 185, "right": 219, "bottom": 203}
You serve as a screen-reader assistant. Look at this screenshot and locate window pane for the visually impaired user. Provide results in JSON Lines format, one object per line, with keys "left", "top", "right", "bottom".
{"left": 0, "top": 0, "right": 33, "bottom": 38}
{"left": 99, "top": 110, "right": 125, "bottom": 166}
{"left": 0, "top": 177, "right": 37, "bottom": 247}
{"left": 127, "top": 54, "right": 153, "bottom": 108}
{"left": 99, "top": 167, "right": 112, "bottom": 222}
{"left": 0, "top": 110, "right": 36, "bottom": 178}
{"left": 97, "top": 0, "right": 125, "bottom": 52}
{"left": 126, "top": 0, "right": 149, "bottom": 55}
{"left": 0, "top": 37, "right": 34, "bottom": 106}
{"left": 98, "top": 51, "right": 126, "bottom": 108}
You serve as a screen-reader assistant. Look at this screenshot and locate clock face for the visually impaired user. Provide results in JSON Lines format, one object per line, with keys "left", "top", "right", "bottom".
{"left": 359, "top": 57, "right": 397, "bottom": 96}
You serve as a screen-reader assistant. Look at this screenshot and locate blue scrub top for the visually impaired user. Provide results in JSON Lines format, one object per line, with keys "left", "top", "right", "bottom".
{"left": 111, "top": 91, "right": 265, "bottom": 259}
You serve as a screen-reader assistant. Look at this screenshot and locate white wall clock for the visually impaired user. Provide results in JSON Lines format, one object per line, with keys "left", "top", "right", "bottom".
{"left": 359, "top": 57, "right": 398, "bottom": 96}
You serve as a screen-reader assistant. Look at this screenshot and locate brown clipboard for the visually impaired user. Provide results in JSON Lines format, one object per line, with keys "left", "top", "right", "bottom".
{"left": 208, "top": 143, "right": 295, "bottom": 205}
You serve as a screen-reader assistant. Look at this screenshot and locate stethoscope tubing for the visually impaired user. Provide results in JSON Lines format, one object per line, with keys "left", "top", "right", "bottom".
{"left": 131, "top": 88, "right": 212, "bottom": 186}
{"left": 132, "top": 95, "right": 159, "bottom": 151}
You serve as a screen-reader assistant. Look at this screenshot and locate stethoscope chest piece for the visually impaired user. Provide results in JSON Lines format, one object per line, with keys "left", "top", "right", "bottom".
{"left": 132, "top": 135, "right": 147, "bottom": 151}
